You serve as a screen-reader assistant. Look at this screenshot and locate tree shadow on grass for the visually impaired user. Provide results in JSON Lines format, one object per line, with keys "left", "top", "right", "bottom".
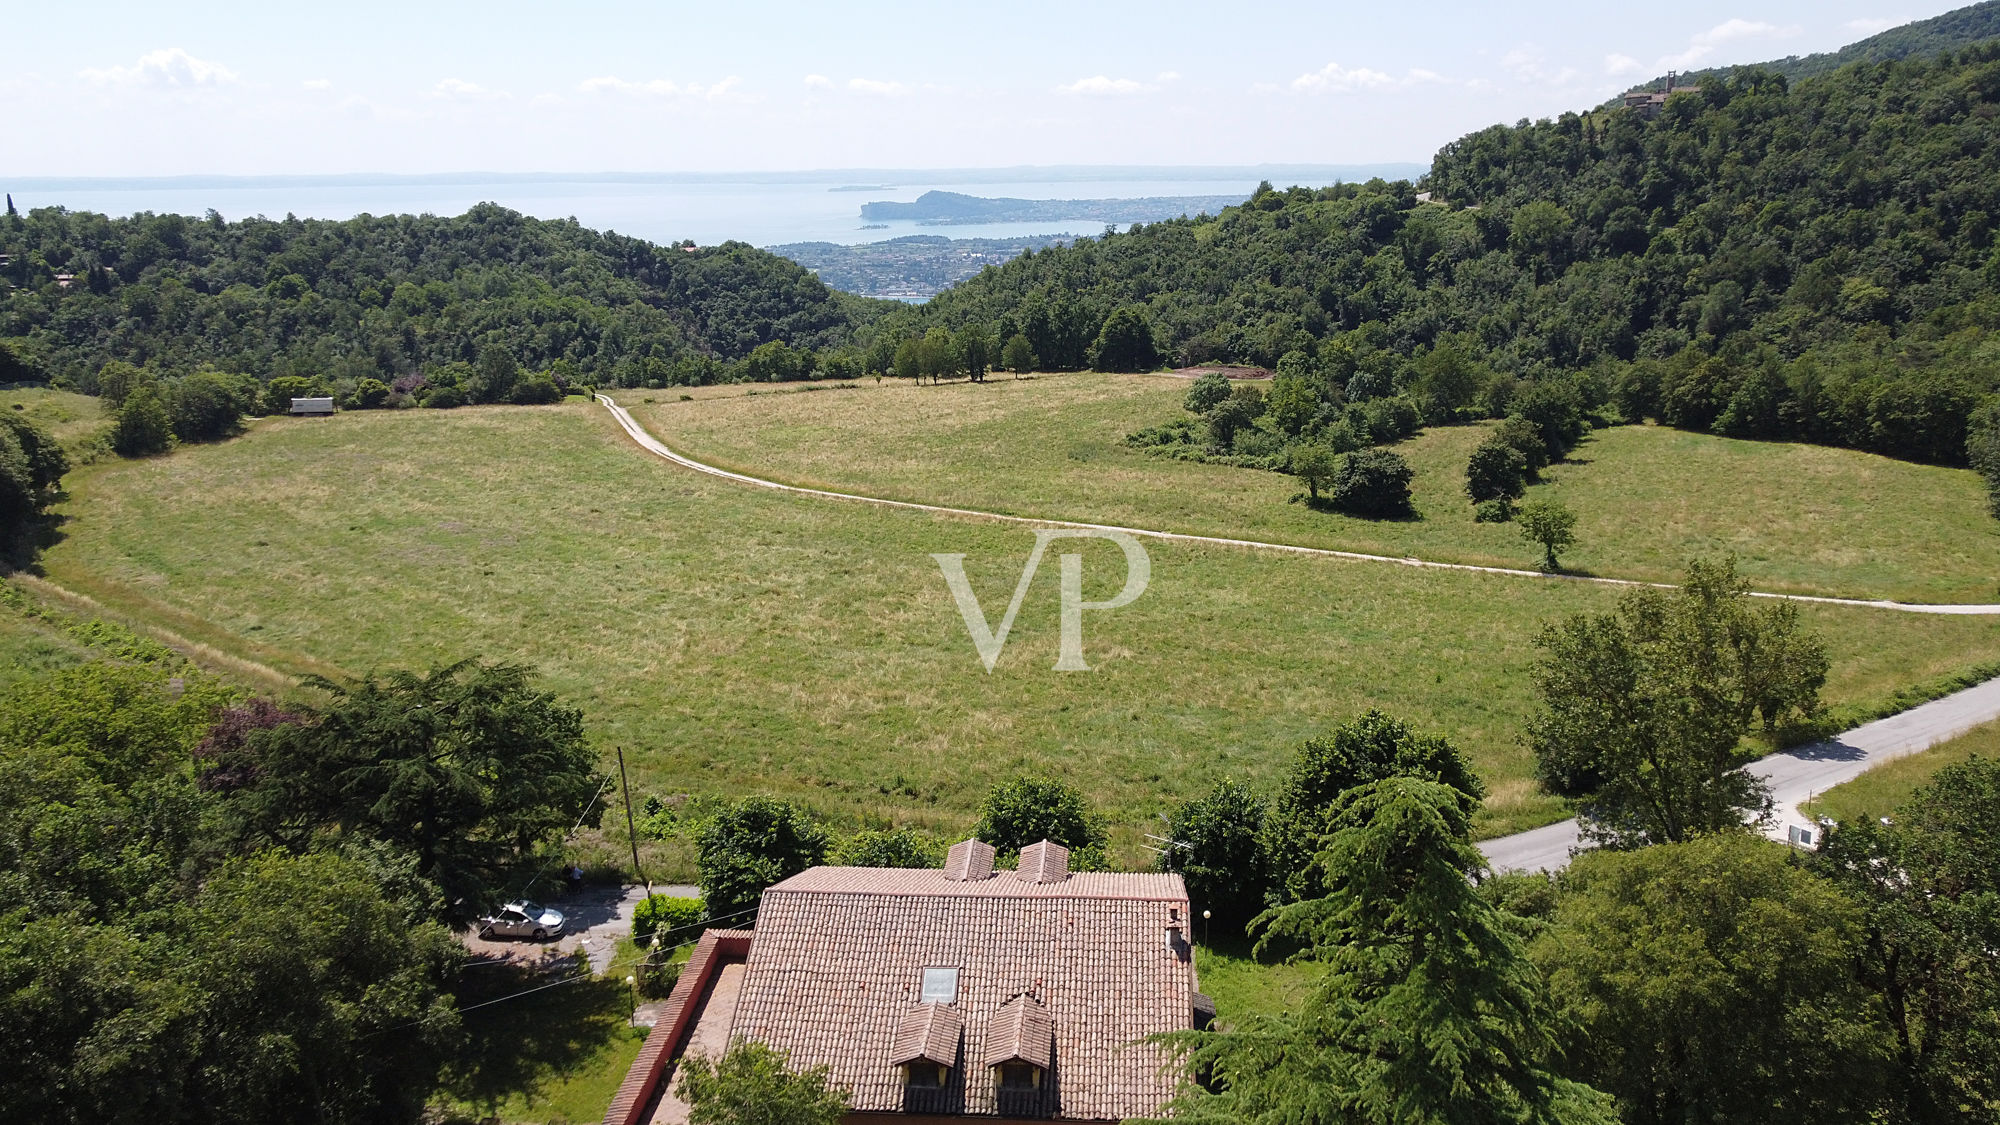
{"left": 435, "top": 961, "right": 639, "bottom": 1115}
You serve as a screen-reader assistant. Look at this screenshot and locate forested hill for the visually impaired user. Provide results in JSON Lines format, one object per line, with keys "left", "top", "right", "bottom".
{"left": 889, "top": 43, "right": 2000, "bottom": 465}
{"left": 1630, "top": 0, "right": 2000, "bottom": 89}
{"left": 0, "top": 203, "right": 895, "bottom": 389}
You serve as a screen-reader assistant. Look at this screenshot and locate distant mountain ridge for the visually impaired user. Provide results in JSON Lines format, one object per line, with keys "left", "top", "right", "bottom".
{"left": 860, "top": 190, "right": 1249, "bottom": 226}
{"left": 1624, "top": 0, "right": 2000, "bottom": 94}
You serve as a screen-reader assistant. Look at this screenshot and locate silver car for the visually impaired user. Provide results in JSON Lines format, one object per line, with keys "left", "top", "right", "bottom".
{"left": 477, "top": 900, "right": 566, "bottom": 941}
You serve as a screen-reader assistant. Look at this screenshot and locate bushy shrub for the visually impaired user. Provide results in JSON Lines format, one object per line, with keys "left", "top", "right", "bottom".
{"left": 1474, "top": 497, "right": 1517, "bottom": 523}
{"left": 632, "top": 894, "right": 706, "bottom": 946}
{"left": 1466, "top": 439, "right": 1528, "bottom": 504}
{"left": 510, "top": 375, "right": 563, "bottom": 404}
{"left": 976, "top": 777, "right": 1105, "bottom": 858}
{"left": 833, "top": 827, "right": 945, "bottom": 868}
{"left": 1329, "top": 448, "right": 1414, "bottom": 517}
{"left": 1158, "top": 779, "right": 1270, "bottom": 935}
{"left": 1492, "top": 414, "right": 1550, "bottom": 476}
{"left": 695, "top": 797, "right": 830, "bottom": 919}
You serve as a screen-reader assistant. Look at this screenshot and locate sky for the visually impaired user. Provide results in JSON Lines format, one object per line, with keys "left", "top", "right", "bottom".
{"left": 1, "top": 0, "right": 1967, "bottom": 176}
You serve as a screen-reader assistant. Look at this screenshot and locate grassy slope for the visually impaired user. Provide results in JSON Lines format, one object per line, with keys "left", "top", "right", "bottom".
{"left": 0, "top": 589, "right": 93, "bottom": 690}
{"left": 2, "top": 387, "right": 109, "bottom": 448}
{"left": 1806, "top": 718, "right": 2000, "bottom": 824}
{"left": 623, "top": 374, "right": 2000, "bottom": 603}
{"left": 42, "top": 403, "right": 2000, "bottom": 863}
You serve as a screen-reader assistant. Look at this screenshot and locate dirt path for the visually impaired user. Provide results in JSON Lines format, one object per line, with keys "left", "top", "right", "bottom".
{"left": 595, "top": 394, "right": 2000, "bottom": 615}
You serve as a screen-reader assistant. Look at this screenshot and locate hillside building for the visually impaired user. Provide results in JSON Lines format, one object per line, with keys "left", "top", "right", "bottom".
{"left": 606, "top": 839, "right": 1208, "bottom": 1125}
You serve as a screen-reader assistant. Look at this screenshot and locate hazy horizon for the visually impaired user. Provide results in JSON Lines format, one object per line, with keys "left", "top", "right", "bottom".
{"left": 6, "top": 1, "right": 1961, "bottom": 178}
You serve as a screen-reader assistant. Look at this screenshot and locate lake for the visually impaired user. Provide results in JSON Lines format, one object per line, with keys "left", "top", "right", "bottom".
{"left": 1, "top": 165, "right": 1422, "bottom": 249}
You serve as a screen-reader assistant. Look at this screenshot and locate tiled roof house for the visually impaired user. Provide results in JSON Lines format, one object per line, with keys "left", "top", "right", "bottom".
{"left": 607, "top": 839, "right": 1208, "bottom": 1125}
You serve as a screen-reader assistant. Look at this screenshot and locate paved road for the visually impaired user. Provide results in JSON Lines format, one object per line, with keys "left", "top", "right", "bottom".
{"left": 595, "top": 395, "right": 2000, "bottom": 616}
{"left": 1480, "top": 674, "right": 2000, "bottom": 872}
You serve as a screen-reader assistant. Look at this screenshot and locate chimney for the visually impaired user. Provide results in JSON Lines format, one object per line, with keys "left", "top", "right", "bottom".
{"left": 1014, "top": 839, "right": 1070, "bottom": 884}
{"left": 943, "top": 839, "right": 997, "bottom": 881}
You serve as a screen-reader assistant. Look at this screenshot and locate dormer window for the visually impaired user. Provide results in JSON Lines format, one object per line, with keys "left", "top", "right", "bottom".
{"left": 904, "top": 1061, "right": 948, "bottom": 1089}
{"left": 998, "top": 1061, "right": 1042, "bottom": 1090}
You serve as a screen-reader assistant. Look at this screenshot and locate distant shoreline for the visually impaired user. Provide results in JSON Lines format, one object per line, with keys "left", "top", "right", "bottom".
{"left": 0, "top": 163, "right": 1427, "bottom": 192}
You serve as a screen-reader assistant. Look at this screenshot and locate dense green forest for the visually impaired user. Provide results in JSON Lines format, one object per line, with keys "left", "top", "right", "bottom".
{"left": 888, "top": 44, "right": 2000, "bottom": 470}
{"left": 1635, "top": 0, "right": 2000, "bottom": 88}
{"left": 0, "top": 203, "right": 893, "bottom": 395}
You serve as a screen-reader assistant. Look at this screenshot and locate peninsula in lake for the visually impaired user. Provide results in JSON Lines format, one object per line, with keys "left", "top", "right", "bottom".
{"left": 859, "top": 189, "right": 1246, "bottom": 225}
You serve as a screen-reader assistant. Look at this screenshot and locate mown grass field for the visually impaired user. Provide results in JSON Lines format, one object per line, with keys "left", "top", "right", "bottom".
{"left": 1806, "top": 718, "right": 2000, "bottom": 824}
{"left": 621, "top": 374, "right": 2000, "bottom": 603}
{"left": 3, "top": 386, "right": 110, "bottom": 449}
{"left": 40, "top": 402, "right": 2000, "bottom": 869}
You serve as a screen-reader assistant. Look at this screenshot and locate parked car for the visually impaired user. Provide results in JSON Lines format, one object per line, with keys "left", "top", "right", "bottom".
{"left": 477, "top": 900, "right": 566, "bottom": 941}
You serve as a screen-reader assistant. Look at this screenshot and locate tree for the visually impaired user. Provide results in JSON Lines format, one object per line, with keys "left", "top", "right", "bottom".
{"left": 1466, "top": 439, "right": 1528, "bottom": 504}
{"left": 1000, "top": 333, "right": 1037, "bottom": 376}
{"left": 1205, "top": 386, "right": 1265, "bottom": 449}
{"left": 1288, "top": 444, "right": 1339, "bottom": 503}
{"left": 832, "top": 827, "right": 944, "bottom": 868}
{"left": 94, "top": 360, "right": 150, "bottom": 407}
{"left": 958, "top": 324, "right": 994, "bottom": 383}
{"left": 213, "top": 659, "right": 606, "bottom": 925}
{"left": 1266, "top": 368, "right": 1320, "bottom": 436}
{"left": 1812, "top": 756, "right": 2000, "bottom": 1122}
{"left": 0, "top": 660, "right": 460, "bottom": 1125}
{"left": 1092, "top": 305, "right": 1160, "bottom": 372}
{"left": 168, "top": 371, "right": 249, "bottom": 442}
{"left": 1157, "top": 779, "right": 1270, "bottom": 936}
{"left": 350, "top": 377, "right": 392, "bottom": 409}
{"left": 1264, "top": 710, "right": 1484, "bottom": 902}
{"left": 893, "top": 337, "right": 922, "bottom": 380}
{"left": 472, "top": 345, "right": 520, "bottom": 403}
{"left": 1527, "top": 557, "right": 1829, "bottom": 847}
{"left": 976, "top": 777, "right": 1106, "bottom": 860}
{"left": 1494, "top": 414, "right": 1550, "bottom": 477}
{"left": 1537, "top": 835, "right": 1890, "bottom": 1125}
{"left": 0, "top": 414, "right": 67, "bottom": 564}
{"left": 1167, "top": 778, "right": 1616, "bottom": 1125}
{"left": 263, "top": 375, "right": 319, "bottom": 414}
{"left": 676, "top": 1041, "right": 849, "bottom": 1125}
{"left": 695, "top": 797, "right": 830, "bottom": 920}
{"left": 112, "top": 381, "right": 175, "bottom": 457}
{"left": 917, "top": 327, "right": 959, "bottom": 384}
{"left": 1512, "top": 381, "right": 1588, "bottom": 461}
{"left": 1517, "top": 499, "right": 1577, "bottom": 570}
{"left": 1183, "top": 371, "right": 1232, "bottom": 414}
{"left": 1328, "top": 448, "right": 1414, "bottom": 517}
{"left": 1967, "top": 397, "right": 2000, "bottom": 517}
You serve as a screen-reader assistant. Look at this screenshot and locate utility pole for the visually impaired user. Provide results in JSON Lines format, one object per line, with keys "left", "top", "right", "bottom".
{"left": 616, "top": 746, "right": 652, "bottom": 899}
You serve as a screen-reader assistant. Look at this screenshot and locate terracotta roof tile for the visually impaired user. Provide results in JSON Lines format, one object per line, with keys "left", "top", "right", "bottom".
{"left": 944, "top": 839, "right": 997, "bottom": 882}
{"left": 889, "top": 1004, "right": 965, "bottom": 1067}
{"left": 1015, "top": 840, "right": 1070, "bottom": 884}
{"left": 728, "top": 866, "right": 1196, "bottom": 1120}
{"left": 983, "top": 994, "right": 1053, "bottom": 1069}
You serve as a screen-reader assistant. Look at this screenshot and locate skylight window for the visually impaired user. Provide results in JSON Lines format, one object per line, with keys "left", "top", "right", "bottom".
{"left": 920, "top": 967, "right": 958, "bottom": 1005}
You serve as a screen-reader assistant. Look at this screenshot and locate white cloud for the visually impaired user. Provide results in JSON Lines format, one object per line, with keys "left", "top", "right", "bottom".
{"left": 1844, "top": 17, "right": 1901, "bottom": 34}
{"left": 1155, "top": 70, "right": 1181, "bottom": 83}
{"left": 578, "top": 75, "right": 740, "bottom": 99}
{"left": 803, "top": 73, "right": 833, "bottom": 89}
{"left": 1658, "top": 18, "right": 1799, "bottom": 69}
{"left": 1060, "top": 74, "right": 1153, "bottom": 95}
{"left": 1291, "top": 61, "right": 1397, "bottom": 93}
{"left": 431, "top": 77, "right": 506, "bottom": 99}
{"left": 1604, "top": 53, "right": 1645, "bottom": 77}
{"left": 80, "top": 47, "right": 237, "bottom": 88}
{"left": 302, "top": 78, "right": 332, "bottom": 90}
